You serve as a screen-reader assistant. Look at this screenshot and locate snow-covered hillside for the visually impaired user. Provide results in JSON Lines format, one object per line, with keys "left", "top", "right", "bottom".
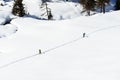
{"left": 0, "top": 0, "right": 120, "bottom": 80}
{"left": 0, "top": 9, "right": 120, "bottom": 80}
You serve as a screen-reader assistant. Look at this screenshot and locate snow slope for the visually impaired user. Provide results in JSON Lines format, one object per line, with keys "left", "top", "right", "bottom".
{"left": 0, "top": 10, "right": 120, "bottom": 80}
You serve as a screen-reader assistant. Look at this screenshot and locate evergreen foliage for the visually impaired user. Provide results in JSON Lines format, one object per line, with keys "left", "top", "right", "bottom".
{"left": 80, "top": 0, "right": 95, "bottom": 16}
{"left": 96, "top": 0, "right": 110, "bottom": 13}
{"left": 115, "top": 0, "right": 120, "bottom": 10}
{"left": 12, "top": 0, "right": 25, "bottom": 17}
{"left": 80, "top": 0, "right": 110, "bottom": 15}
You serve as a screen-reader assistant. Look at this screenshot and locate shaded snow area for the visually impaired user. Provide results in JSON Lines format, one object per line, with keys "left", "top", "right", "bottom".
{"left": 0, "top": 11, "right": 17, "bottom": 38}
{"left": 0, "top": 11, "right": 11, "bottom": 25}
{"left": 0, "top": 1, "right": 17, "bottom": 38}
{"left": 0, "top": 10, "right": 120, "bottom": 80}
{"left": 0, "top": 24, "right": 17, "bottom": 38}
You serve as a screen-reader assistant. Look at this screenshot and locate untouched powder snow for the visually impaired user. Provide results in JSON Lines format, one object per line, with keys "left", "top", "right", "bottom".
{"left": 0, "top": 10, "right": 120, "bottom": 80}
{"left": 0, "top": 24, "right": 17, "bottom": 38}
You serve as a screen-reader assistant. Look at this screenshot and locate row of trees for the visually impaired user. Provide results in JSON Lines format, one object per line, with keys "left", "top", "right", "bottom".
{"left": 12, "top": 0, "right": 120, "bottom": 18}
{"left": 80, "top": 0, "right": 120, "bottom": 16}
{"left": 80, "top": 0, "right": 109, "bottom": 16}
{"left": 12, "top": 0, "right": 53, "bottom": 19}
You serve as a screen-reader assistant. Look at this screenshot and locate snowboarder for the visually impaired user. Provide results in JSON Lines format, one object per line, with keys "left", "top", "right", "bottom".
{"left": 83, "top": 33, "right": 86, "bottom": 38}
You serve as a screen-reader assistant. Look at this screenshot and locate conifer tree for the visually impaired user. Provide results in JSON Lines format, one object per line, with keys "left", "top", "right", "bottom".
{"left": 80, "top": 0, "right": 86, "bottom": 7}
{"left": 96, "top": 0, "right": 110, "bottom": 13}
{"left": 115, "top": 0, "right": 120, "bottom": 10}
{"left": 40, "top": 2, "right": 53, "bottom": 20}
{"left": 80, "top": 0, "right": 95, "bottom": 16}
{"left": 12, "top": 0, "right": 25, "bottom": 17}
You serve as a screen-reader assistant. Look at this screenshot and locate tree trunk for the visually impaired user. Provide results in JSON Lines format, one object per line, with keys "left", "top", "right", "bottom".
{"left": 87, "top": 10, "right": 90, "bottom": 16}
{"left": 103, "top": 3, "right": 105, "bottom": 13}
{"left": 100, "top": 5, "right": 102, "bottom": 13}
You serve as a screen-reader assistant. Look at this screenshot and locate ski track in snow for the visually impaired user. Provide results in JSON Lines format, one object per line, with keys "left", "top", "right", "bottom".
{"left": 0, "top": 24, "right": 120, "bottom": 69}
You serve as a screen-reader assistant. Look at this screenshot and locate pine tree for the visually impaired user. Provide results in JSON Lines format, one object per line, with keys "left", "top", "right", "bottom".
{"left": 80, "top": 0, "right": 95, "bottom": 16}
{"left": 115, "top": 0, "right": 120, "bottom": 10}
{"left": 96, "top": 0, "right": 110, "bottom": 13}
{"left": 80, "top": 0, "right": 86, "bottom": 6}
{"left": 12, "top": 0, "right": 25, "bottom": 17}
{"left": 40, "top": 2, "right": 53, "bottom": 20}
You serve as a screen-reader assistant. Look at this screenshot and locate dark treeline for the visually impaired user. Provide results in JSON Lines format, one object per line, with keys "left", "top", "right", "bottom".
{"left": 80, "top": 0, "right": 120, "bottom": 16}
{"left": 80, "top": 0, "right": 109, "bottom": 15}
{"left": 115, "top": 0, "right": 120, "bottom": 10}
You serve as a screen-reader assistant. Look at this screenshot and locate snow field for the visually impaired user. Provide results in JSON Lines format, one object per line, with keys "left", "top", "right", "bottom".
{"left": 0, "top": 0, "right": 120, "bottom": 80}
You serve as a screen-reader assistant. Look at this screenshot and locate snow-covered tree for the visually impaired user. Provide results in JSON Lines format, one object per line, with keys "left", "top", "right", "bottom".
{"left": 40, "top": 2, "right": 53, "bottom": 20}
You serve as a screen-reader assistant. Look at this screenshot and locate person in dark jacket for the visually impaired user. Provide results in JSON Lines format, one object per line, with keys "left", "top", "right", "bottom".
{"left": 83, "top": 33, "right": 86, "bottom": 38}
